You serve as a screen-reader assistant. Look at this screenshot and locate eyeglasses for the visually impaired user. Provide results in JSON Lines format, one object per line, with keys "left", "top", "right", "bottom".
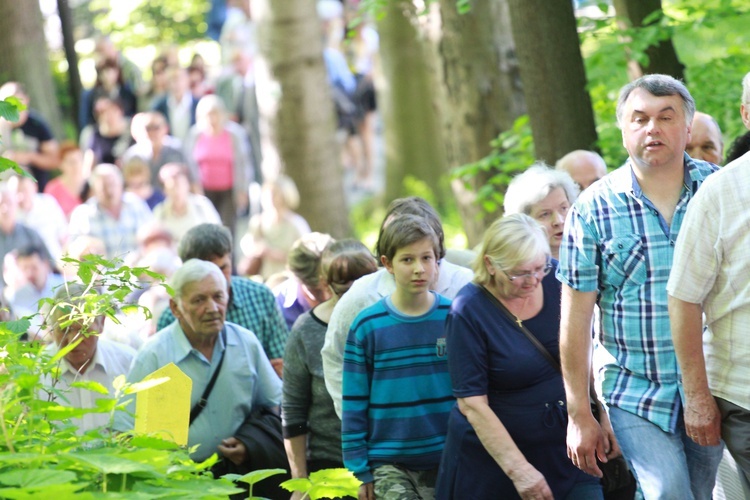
{"left": 501, "top": 258, "right": 553, "bottom": 282}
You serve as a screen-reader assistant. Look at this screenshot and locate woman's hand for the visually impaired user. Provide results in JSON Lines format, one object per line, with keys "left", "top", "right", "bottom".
{"left": 508, "top": 462, "right": 554, "bottom": 500}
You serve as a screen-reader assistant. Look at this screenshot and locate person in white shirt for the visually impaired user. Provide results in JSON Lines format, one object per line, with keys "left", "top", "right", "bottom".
{"left": 40, "top": 283, "right": 136, "bottom": 433}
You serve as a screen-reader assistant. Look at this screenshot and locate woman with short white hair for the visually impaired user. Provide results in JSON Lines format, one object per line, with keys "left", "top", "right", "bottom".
{"left": 504, "top": 163, "right": 580, "bottom": 260}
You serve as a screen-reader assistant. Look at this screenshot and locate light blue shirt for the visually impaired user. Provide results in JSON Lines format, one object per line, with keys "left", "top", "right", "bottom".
{"left": 118, "top": 321, "right": 281, "bottom": 461}
{"left": 557, "top": 154, "right": 716, "bottom": 433}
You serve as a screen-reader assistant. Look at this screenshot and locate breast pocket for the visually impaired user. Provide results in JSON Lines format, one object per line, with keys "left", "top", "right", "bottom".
{"left": 601, "top": 235, "right": 647, "bottom": 287}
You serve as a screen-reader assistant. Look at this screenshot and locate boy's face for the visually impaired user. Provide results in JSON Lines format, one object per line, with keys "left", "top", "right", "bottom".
{"left": 382, "top": 237, "right": 438, "bottom": 296}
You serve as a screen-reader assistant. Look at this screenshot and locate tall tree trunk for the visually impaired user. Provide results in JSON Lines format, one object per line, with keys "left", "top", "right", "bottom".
{"left": 58, "top": 0, "right": 82, "bottom": 134}
{"left": 507, "top": 0, "right": 598, "bottom": 165}
{"left": 0, "top": 0, "right": 63, "bottom": 138}
{"left": 437, "top": 0, "right": 525, "bottom": 246}
{"left": 613, "top": 0, "right": 685, "bottom": 81}
{"left": 377, "top": 1, "right": 448, "bottom": 208}
{"left": 254, "top": 0, "right": 351, "bottom": 238}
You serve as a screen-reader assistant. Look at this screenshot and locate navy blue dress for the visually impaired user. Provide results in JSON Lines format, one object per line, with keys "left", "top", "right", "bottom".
{"left": 435, "top": 271, "right": 600, "bottom": 499}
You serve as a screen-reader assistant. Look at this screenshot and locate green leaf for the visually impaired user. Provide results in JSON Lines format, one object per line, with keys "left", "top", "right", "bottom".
{"left": 66, "top": 451, "right": 157, "bottom": 474}
{"left": 133, "top": 477, "right": 243, "bottom": 497}
{"left": 235, "top": 468, "right": 286, "bottom": 486}
{"left": 0, "top": 319, "right": 29, "bottom": 335}
{"left": 69, "top": 380, "right": 109, "bottom": 395}
{"left": 280, "top": 477, "right": 311, "bottom": 493}
{"left": 123, "top": 376, "right": 170, "bottom": 395}
{"left": 0, "top": 469, "right": 76, "bottom": 488}
{"left": 0, "top": 97, "right": 24, "bottom": 122}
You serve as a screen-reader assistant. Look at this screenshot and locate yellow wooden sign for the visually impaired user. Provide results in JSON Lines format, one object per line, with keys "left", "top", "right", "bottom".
{"left": 134, "top": 362, "right": 192, "bottom": 446}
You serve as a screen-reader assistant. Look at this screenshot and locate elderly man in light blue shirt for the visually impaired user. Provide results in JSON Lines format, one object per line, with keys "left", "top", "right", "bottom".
{"left": 119, "top": 259, "right": 281, "bottom": 464}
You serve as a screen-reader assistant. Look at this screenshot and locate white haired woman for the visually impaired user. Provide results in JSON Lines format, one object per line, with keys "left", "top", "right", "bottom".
{"left": 504, "top": 163, "right": 580, "bottom": 260}
{"left": 436, "top": 214, "right": 608, "bottom": 500}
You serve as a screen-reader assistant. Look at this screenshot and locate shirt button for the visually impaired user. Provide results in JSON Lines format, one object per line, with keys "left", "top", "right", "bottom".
{"left": 618, "top": 244, "right": 623, "bottom": 249}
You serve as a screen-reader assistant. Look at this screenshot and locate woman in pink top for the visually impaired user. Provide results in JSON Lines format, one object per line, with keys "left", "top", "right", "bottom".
{"left": 43, "top": 142, "right": 87, "bottom": 219}
{"left": 183, "top": 95, "right": 252, "bottom": 239}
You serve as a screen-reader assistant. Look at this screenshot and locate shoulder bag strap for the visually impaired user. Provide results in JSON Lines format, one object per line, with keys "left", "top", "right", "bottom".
{"left": 189, "top": 327, "right": 228, "bottom": 425}
{"left": 479, "top": 285, "right": 561, "bottom": 373}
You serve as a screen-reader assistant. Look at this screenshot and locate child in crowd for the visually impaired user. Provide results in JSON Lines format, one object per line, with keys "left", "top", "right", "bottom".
{"left": 342, "top": 213, "right": 454, "bottom": 500}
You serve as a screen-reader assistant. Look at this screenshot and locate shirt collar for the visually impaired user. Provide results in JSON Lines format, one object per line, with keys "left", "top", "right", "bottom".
{"left": 172, "top": 321, "right": 231, "bottom": 364}
{"left": 53, "top": 341, "right": 105, "bottom": 376}
{"left": 615, "top": 152, "right": 697, "bottom": 197}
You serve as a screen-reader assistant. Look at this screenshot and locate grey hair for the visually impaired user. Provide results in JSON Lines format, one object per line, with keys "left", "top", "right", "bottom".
{"left": 473, "top": 213, "right": 551, "bottom": 285}
{"left": 742, "top": 72, "right": 750, "bottom": 107}
{"left": 170, "top": 259, "right": 227, "bottom": 303}
{"left": 504, "top": 163, "right": 580, "bottom": 216}
{"left": 616, "top": 74, "right": 695, "bottom": 128}
{"left": 89, "top": 163, "right": 123, "bottom": 186}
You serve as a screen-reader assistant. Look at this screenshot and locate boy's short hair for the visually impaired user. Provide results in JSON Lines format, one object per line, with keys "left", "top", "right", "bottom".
{"left": 375, "top": 197, "right": 446, "bottom": 259}
{"left": 379, "top": 214, "right": 440, "bottom": 263}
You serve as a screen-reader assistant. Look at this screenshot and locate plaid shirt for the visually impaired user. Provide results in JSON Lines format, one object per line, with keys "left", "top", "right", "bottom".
{"left": 68, "top": 192, "right": 153, "bottom": 260}
{"left": 157, "top": 275, "right": 289, "bottom": 360}
{"left": 557, "top": 154, "right": 717, "bottom": 432}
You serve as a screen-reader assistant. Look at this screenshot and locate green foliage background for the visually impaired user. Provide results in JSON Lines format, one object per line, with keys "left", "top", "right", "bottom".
{"left": 458, "top": 0, "right": 750, "bottom": 214}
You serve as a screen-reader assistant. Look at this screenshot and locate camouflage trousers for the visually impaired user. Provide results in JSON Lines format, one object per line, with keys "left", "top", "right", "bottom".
{"left": 373, "top": 465, "right": 438, "bottom": 500}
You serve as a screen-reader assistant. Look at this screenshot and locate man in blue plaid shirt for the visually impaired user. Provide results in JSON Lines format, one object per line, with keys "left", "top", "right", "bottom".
{"left": 557, "top": 74, "right": 723, "bottom": 499}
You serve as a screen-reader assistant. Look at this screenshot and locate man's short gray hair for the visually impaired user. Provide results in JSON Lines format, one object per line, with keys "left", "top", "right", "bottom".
{"left": 504, "top": 163, "right": 580, "bottom": 216}
{"left": 89, "top": 163, "right": 123, "bottom": 186}
{"left": 616, "top": 74, "right": 695, "bottom": 128}
{"left": 742, "top": 72, "right": 750, "bottom": 108}
{"left": 170, "top": 259, "right": 227, "bottom": 302}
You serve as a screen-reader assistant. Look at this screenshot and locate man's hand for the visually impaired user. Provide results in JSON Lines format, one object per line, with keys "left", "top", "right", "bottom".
{"left": 685, "top": 390, "right": 722, "bottom": 446}
{"left": 270, "top": 358, "right": 283, "bottom": 378}
{"left": 567, "top": 412, "right": 607, "bottom": 478}
{"left": 597, "top": 406, "right": 622, "bottom": 460}
{"left": 218, "top": 437, "right": 248, "bottom": 466}
{"left": 357, "top": 482, "right": 374, "bottom": 500}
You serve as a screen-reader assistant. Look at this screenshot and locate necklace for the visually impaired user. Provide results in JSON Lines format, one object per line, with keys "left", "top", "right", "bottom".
{"left": 505, "top": 296, "right": 531, "bottom": 327}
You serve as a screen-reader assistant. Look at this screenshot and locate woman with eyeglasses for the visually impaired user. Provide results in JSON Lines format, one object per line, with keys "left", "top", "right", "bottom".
{"left": 281, "top": 239, "right": 378, "bottom": 495}
{"left": 436, "top": 214, "right": 604, "bottom": 500}
{"left": 503, "top": 163, "right": 580, "bottom": 261}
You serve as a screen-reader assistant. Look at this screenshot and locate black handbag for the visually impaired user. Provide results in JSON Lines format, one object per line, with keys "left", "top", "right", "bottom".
{"left": 479, "top": 286, "right": 637, "bottom": 499}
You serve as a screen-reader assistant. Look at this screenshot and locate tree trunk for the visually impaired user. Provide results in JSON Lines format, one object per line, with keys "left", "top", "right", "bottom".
{"left": 254, "top": 0, "right": 351, "bottom": 238}
{"left": 437, "top": 0, "right": 526, "bottom": 246}
{"left": 0, "top": 0, "right": 63, "bottom": 138}
{"left": 507, "top": 0, "right": 598, "bottom": 165}
{"left": 58, "top": 0, "right": 82, "bottom": 134}
{"left": 377, "top": 1, "right": 448, "bottom": 208}
{"left": 613, "top": 0, "right": 685, "bottom": 81}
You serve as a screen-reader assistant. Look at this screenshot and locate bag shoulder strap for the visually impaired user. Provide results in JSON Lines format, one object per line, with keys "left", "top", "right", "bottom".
{"left": 478, "top": 285, "right": 561, "bottom": 373}
{"left": 189, "top": 327, "right": 228, "bottom": 425}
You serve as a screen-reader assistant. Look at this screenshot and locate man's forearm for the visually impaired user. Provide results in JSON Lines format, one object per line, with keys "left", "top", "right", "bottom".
{"left": 668, "top": 296, "right": 710, "bottom": 396}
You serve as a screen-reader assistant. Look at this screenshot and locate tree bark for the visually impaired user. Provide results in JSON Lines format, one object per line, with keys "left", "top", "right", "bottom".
{"left": 613, "top": 0, "right": 685, "bottom": 81}
{"left": 377, "top": 1, "right": 448, "bottom": 207}
{"left": 507, "top": 0, "right": 598, "bottom": 165}
{"left": 437, "top": 0, "right": 526, "bottom": 246}
{"left": 0, "top": 0, "right": 63, "bottom": 138}
{"left": 254, "top": 0, "right": 351, "bottom": 238}
{"left": 58, "top": 0, "right": 82, "bottom": 134}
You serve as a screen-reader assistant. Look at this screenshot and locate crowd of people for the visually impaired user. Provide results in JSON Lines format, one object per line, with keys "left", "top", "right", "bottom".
{"left": 2, "top": 2, "right": 750, "bottom": 498}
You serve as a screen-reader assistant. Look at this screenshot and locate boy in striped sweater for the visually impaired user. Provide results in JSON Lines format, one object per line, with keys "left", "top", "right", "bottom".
{"left": 342, "top": 213, "right": 454, "bottom": 500}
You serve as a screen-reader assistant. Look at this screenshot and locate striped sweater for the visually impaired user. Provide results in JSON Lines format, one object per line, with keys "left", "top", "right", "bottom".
{"left": 342, "top": 292, "right": 454, "bottom": 483}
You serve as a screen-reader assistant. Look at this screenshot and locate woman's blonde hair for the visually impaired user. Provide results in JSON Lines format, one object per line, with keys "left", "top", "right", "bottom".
{"left": 473, "top": 213, "right": 550, "bottom": 285}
